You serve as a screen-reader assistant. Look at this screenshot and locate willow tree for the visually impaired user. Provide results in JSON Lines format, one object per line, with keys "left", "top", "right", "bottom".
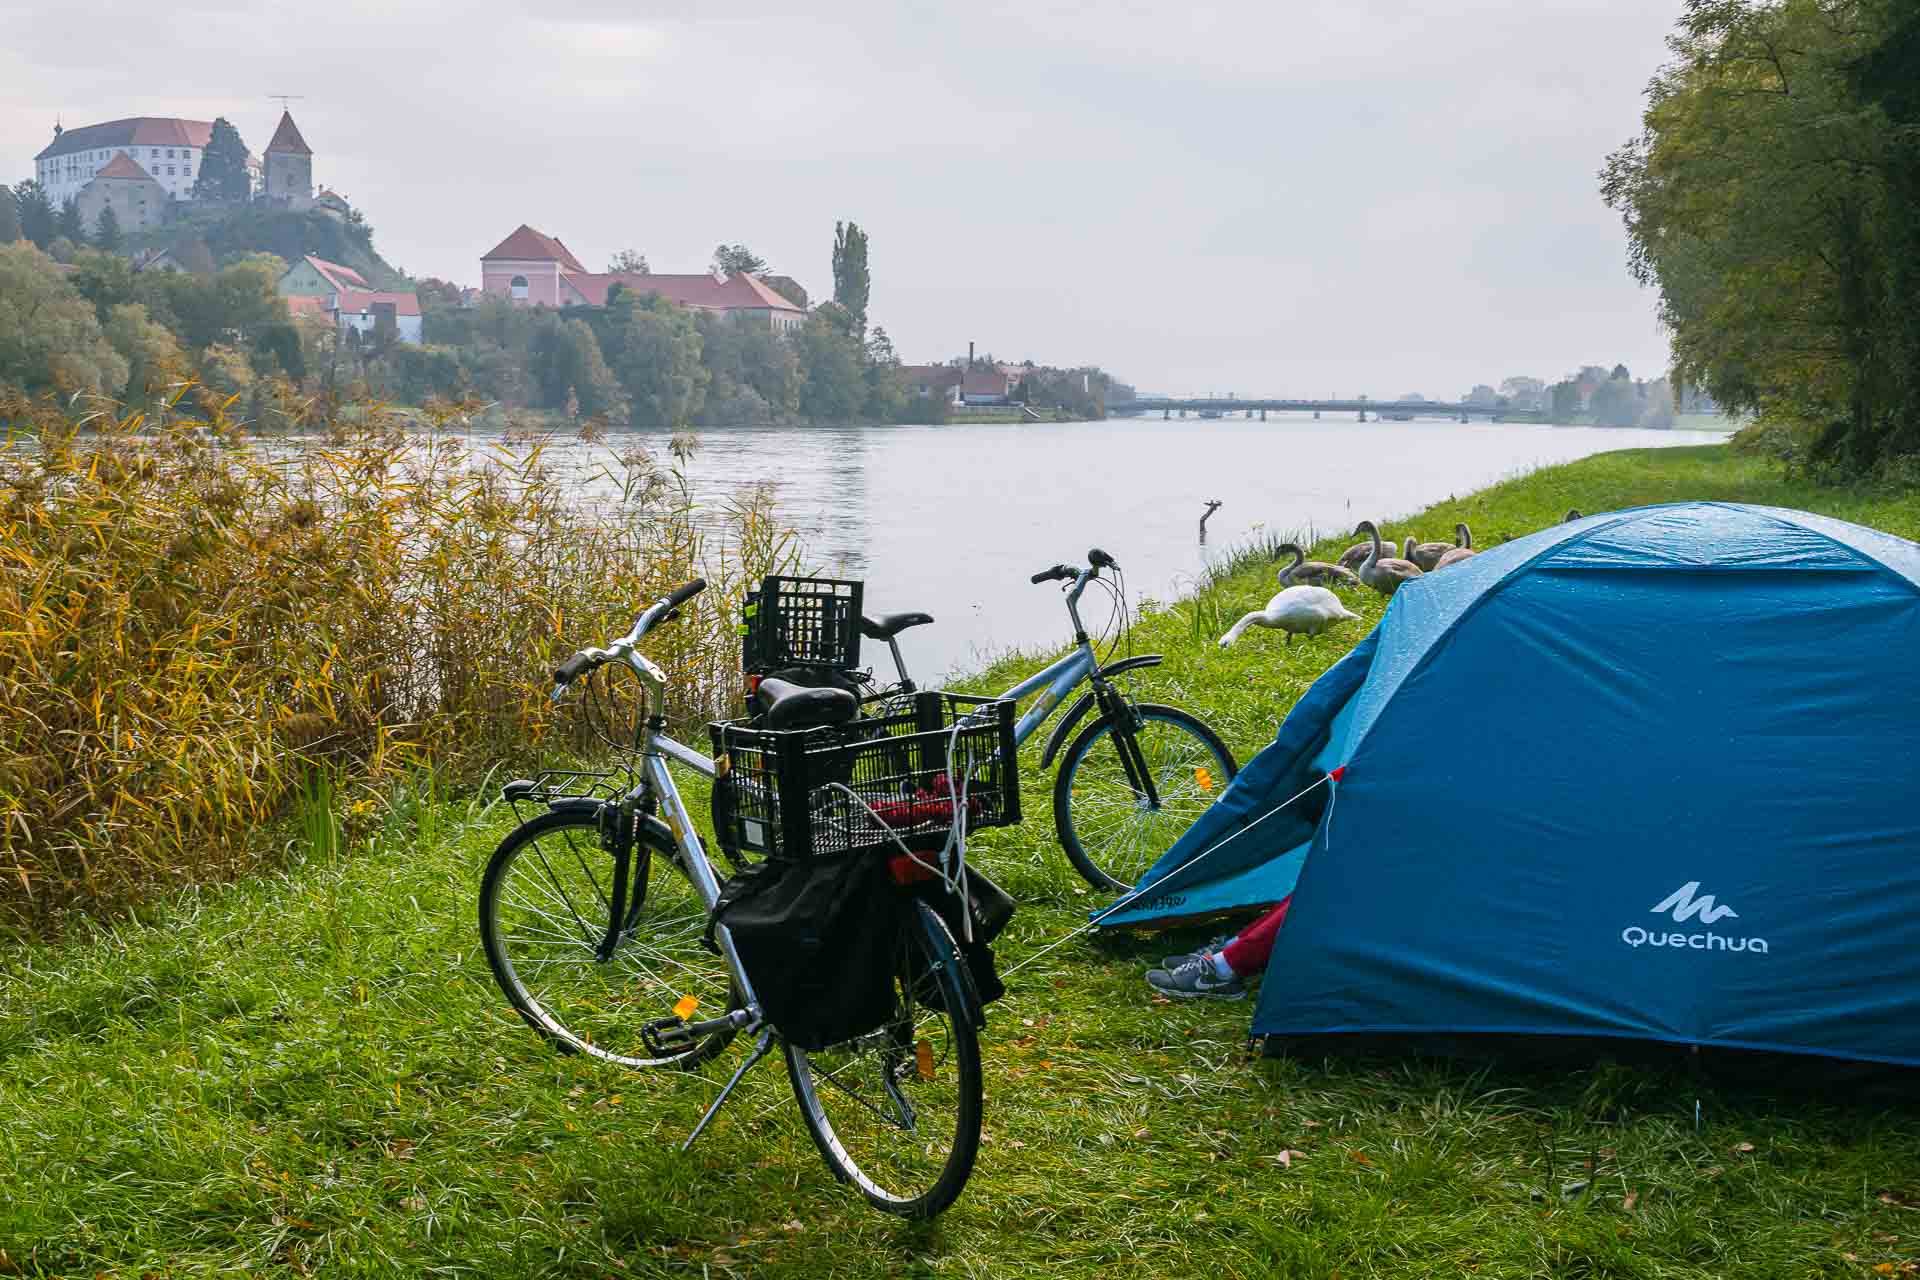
{"left": 1602, "top": 0, "right": 1920, "bottom": 474}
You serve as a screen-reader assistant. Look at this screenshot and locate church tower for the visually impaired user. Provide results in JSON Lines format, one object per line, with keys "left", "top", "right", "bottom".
{"left": 262, "top": 110, "right": 313, "bottom": 206}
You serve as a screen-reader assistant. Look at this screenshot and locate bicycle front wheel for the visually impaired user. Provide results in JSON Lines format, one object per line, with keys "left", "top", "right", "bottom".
{"left": 785, "top": 901, "right": 983, "bottom": 1218}
{"left": 1054, "top": 703, "right": 1238, "bottom": 892}
{"left": 479, "top": 809, "right": 737, "bottom": 1069}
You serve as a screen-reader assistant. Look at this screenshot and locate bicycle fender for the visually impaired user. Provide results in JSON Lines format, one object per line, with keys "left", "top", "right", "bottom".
{"left": 1097, "top": 654, "right": 1164, "bottom": 680}
{"left": 1038, "top": 654, "right": 1164, "bottom": 770}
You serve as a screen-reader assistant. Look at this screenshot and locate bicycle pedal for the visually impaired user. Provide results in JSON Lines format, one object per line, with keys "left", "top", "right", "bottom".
{"left": 642, "top": 1016, "right": 697, "bottom": 1055}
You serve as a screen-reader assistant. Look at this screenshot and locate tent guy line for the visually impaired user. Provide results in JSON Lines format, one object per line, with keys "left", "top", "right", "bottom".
{"left": 997, "top": 770, "right": 1339, "bottom": 982}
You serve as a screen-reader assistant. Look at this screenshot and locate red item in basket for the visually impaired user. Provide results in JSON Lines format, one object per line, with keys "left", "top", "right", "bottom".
{"left": 866, "top": 778, "right": 980, "bottom": 830}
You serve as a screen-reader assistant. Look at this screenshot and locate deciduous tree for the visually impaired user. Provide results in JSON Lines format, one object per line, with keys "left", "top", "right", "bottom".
{"left": 608, "top": 249, "right": 649, "bottom": 274}
{"left": 592, "top": 291, "right": 706, "bottom": 425}
{"left": 0, "top": 243, "right": 129, "bottom": 395}
{"left": 711, "top": 243, "right": 768, "bottom": 277}
{"left": 0, "top": 185, "right": 19, "bottom": 245}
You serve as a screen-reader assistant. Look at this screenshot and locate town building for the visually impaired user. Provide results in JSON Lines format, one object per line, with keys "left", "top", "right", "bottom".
{"left": 74, "top": 153, "right": 169, "bottom": 234}
{"left": 261, "top": 111, "right": 313, "bottom": 208}
{"left": 33, "top": 117, "right": 211, "bottom": 208}
{"left": 479, "top": 225, "right": 807, "bottom": 331}
{"left": 276, "top": 255, "right": 422, "bottom": 344}
{"left": 896, "top": 365, "right": 963, "bottom": 405}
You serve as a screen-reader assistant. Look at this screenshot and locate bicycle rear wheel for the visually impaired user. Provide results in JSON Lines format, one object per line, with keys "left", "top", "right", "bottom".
{"left": 479, "top": 808, "right": 737, "bottom": 1069}
{"left": 785, "top": 900, "right": 983, "bottom": 1218}
{"left": 1054, "top": 703, "right": 1238, "bottom": 892}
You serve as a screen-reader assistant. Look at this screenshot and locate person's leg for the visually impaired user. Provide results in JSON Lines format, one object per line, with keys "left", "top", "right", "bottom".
{"left": 1220, "top": 897, "right": 1291, "bottom": 976}
{"left": 1146, "top": 897, "right": 1291, "bottom": 1000}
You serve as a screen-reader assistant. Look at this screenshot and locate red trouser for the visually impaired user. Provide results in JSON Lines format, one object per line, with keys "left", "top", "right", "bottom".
{"left": 1221, "top": 896, "right": 1291, "bottom": 976}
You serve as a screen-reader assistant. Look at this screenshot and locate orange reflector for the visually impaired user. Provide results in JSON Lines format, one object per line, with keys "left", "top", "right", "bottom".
{"left": 1195, "top": 767, "right": 1214, "bottom": 792}
{"left": 673, "top": 995, "right": 700, "bottom": 1020}
{"left": 916, "top": 1039, "right": 935, "bottom": 1080}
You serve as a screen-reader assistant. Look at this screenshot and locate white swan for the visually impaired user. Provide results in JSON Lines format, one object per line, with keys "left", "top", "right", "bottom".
{"left": 1219, "top": 586, "right": 1360, "bottom": 647}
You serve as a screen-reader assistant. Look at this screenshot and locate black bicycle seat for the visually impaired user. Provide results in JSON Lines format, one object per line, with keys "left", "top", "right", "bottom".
{"left": 753, "top": 676, "right": 859, "bottom": 731}
{"left": 860, "top": 612, "right": 934, "bottom": 640}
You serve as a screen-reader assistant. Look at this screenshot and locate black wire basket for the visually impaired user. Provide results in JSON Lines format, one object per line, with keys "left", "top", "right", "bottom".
{"left": 741, "top": 575, "right": 864, "bottom": 674}
{"left": 709, "top": 692, "right": 1020, "bottom": 862}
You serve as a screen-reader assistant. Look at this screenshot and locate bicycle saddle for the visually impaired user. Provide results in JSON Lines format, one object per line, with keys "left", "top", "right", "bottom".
{"left": 753, "top": 676, "right": 859, "bottom": 731}
{"left": 860, "top": 612, "right": 934, "bottom": 640}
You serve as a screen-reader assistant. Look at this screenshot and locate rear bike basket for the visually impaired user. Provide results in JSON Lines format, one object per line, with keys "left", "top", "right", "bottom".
{"left": 742, "top": 575, "right": 863, "bottom": 674}
{"left": 709, "top": 692, "right": 1020, "bottom": 862}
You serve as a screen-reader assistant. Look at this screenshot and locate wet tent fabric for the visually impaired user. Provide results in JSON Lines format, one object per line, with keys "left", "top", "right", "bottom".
{"left": 1107, "top": 503, "right": 1920, "bottom": 1065}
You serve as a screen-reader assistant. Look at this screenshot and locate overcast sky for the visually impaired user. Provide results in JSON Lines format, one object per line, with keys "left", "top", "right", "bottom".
{"left": 1, "top": 0, "right": 1682, "bottom": 398}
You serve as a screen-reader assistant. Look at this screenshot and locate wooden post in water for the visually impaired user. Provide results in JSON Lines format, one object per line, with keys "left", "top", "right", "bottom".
{"left": 1199, "top": 499, "right": 1223, "bottom": 544}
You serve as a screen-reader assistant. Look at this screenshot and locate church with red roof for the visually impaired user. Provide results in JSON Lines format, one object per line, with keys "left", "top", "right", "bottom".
{"left": 480, "top": 225, "right": 807, "bottom": 332}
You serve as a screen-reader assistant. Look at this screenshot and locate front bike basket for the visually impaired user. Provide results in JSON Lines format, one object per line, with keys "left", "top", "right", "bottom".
{"left": 710, "top": 692, "right": 1020, "bottom": 862}
{"left": 741, "top": 575, "right": 863, "bottom": 675}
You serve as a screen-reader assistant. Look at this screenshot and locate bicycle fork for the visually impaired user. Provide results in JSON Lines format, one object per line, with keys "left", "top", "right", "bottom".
{"left": 1092, "top": 678, "right": 1162, "bottom": 809}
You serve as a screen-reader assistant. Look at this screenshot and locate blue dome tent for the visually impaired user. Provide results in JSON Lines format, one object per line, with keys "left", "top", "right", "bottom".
{"left": 1104, "top": 503, "right": 1920, "bottom": 1065}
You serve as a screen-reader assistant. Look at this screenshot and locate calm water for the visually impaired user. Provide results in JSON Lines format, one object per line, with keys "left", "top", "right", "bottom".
{"left": 521, "top": 415, "right": 1728, "bottom": 677}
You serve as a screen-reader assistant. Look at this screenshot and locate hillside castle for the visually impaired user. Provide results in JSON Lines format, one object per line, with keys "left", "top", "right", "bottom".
{"left": 28, "top": 110, "right": 347, "bottom": 234}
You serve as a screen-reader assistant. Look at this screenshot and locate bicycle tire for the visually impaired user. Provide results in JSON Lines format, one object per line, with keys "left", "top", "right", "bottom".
{"left": 785, "top": 900, "right": 983, "bottom": 1218}
{"left": 1053, "top": 703, "right": 1238, "bottom": 893}
{"left": 479, "top": 808, "right": 738, "bottom": 1069}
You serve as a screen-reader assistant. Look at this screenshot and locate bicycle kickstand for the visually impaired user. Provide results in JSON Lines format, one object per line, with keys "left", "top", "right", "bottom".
{"left": 681, "top": 1028, "right": 776, "bottom": 1153}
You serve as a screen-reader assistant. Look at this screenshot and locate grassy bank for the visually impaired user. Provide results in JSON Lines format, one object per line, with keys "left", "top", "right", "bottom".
{"left": 4, "top": 445, "right": 1919, "bottom": 1278}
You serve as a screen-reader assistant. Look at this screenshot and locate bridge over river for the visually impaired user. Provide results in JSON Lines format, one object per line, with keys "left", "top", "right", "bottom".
{"left": 1109, "top": 396, "right": 1514, "bottom": 422}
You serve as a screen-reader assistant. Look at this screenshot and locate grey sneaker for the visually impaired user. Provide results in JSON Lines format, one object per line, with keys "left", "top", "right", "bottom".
{"left": 1161, "top": 933, "right": 1234, "bottom": 971}
{"left": 1146, "top": 955, "right": 1246, "bottom": 1000}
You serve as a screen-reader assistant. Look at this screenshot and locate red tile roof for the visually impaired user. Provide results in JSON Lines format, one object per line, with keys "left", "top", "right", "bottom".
{"left": 897, "top": 365, "right": 962, "bottom": 387}
{"left": 482, "top": 225, "right": 587, "bottom": 272}
{"left": 36, "top": 117, "right": 213, "bottom": 160}
{"left": 264, "top": 111, "right": 311, "bottom": 156}
{"left": 565, "top": 270, "right": 805, "bottom": 313}
{"left": 304, "top": 255, "right": 371, "bottom": 291}
{"left": 94, "top": 153, "right": 155, "bottom": 182}
{"left": 334, "top": 290, "right": 421, "bottom": 318}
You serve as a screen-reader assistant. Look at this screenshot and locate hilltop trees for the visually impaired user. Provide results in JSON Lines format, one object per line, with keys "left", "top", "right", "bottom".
{"left": 13, "top": 182, "right": 54, "bottom": 250}
{"left": 193, "top": 118, "right": 252, "bottom": 203}
{"left": 608, "top": 249, "right": 649, "bottom": 274}
{"left": 92, "top": 205, "right": 122, "bottom": 252}
{"left": 0, "top": 186, "right": 18, "bottom": 245}
{"left": 1603, "top": 0, "right": 1920, "bottom": 475}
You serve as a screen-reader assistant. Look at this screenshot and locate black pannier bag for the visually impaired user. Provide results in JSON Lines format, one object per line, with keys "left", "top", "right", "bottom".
{"left": 710, "top": 854, "right": 1017, "bottom": 1050}
{"left": 709, "top": 853, "right": 907, "bottom": 1052}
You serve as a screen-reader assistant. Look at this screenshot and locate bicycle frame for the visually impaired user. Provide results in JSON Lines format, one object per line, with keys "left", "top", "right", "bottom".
{"left": 1000, "top": 644, "right": 1096, "bottom": 748}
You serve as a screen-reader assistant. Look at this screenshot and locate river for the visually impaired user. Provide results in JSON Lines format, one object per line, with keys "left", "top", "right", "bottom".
{"left": 507, "top": 414, "right": 1728, "bottom": 678}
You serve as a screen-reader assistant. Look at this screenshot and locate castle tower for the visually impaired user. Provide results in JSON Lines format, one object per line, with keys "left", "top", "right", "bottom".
{"left": 262, "top": 110, "right": 312, "bottom": 206}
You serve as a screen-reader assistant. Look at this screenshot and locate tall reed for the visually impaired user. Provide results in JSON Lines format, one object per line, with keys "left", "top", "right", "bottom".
{"left": 0, "top": 393, "right": 792, "bottom": 927}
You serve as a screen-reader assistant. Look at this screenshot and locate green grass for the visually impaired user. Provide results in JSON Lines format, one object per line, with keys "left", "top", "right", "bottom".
{"left": 5, "top": 445, "right": 1920, "bottom": 1278}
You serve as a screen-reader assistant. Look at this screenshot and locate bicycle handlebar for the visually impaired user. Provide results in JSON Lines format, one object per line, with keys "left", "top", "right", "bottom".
{"left": 554, "top": 578, "right": 709, "bottom": 694}
{"left": 554, "top": 651, "right": 594, "bottom": 685}
{"left": 1088, "top": 548, "right": 1118, "bottom": 570}
{"left": 1030, "top": 564, "right": 1077, "bottom": 584}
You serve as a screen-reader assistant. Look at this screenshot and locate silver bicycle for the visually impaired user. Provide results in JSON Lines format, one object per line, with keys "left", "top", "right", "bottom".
{"left": 478, "top": 578, "right": 986, "bottom": 1217}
